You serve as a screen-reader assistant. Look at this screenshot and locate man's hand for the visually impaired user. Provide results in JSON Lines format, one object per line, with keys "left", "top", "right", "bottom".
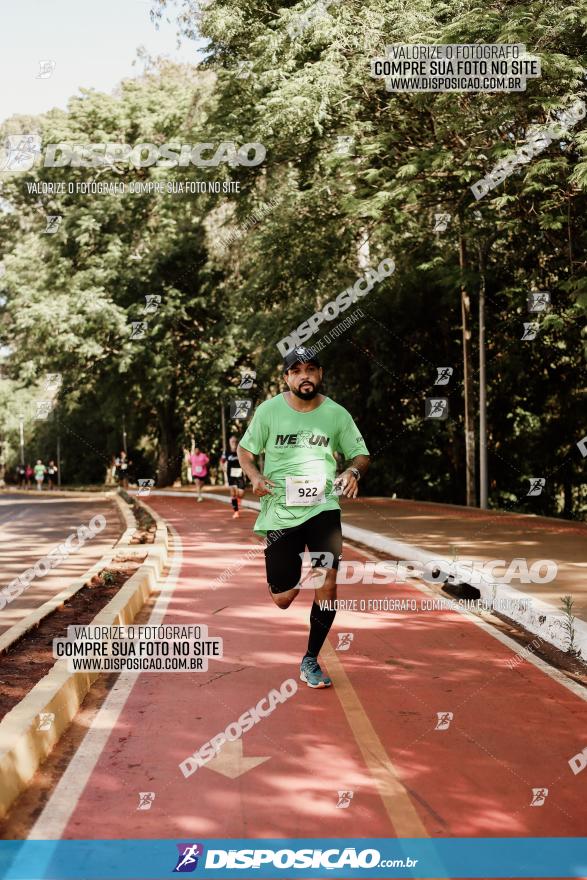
{"left": 334, "top": 470, "right": 360, "bottom": 499}
{"left": 252, "top": 476, "right": 277, "bottom": 497}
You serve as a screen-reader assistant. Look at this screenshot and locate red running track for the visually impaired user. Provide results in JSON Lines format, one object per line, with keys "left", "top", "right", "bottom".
{"left": 29, "top": 494, "right": 587, "bottom": 842}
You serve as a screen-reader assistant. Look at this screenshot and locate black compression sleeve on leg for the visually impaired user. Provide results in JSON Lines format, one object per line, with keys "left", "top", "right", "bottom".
{"left": 231, "top": 497, "right": 237, "bottom": 511}
{"left": 306, "top": 601, "right": 336, "bottom": 658}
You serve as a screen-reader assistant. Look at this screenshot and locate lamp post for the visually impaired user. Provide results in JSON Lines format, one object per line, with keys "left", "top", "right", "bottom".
{"left": 0, "top": 436, "right": 5, "bottom": 488}
{"left": 479, "top": 275, "right": 487, "bottom": 508}
{"left": 477, "top": 243, "right": 488, "bottom": 509}
{"left": 221, "top": 403, "right": 227, "bottom": 457}
{"left": 18, "top": 414, "right": 24, "bottom": 466}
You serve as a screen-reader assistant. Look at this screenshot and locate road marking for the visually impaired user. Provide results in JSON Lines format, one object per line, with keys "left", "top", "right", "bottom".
{"left": 205, "top": 740, "right": 270, "bottom": 778}
{"left": 321, "top": 639, "right": 429, "bottom": 838}
{"left": 28, "top": 523, "right": 183, "bottom": 840}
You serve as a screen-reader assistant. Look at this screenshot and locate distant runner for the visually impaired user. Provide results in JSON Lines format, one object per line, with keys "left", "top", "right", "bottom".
{"left": 115, "top": 450, "right": 130, "bottom": 490}
{"left": 34, "top": 459, "right": 46, "bottom": 491}
{"left": 222, "top": 435, "right": 245, "bottom": 519}
{"left": 238, "top": 347, "right": 369, "bottom": 688}
{"left": 47, "top": 459, "right": 59, "bottom": 490}
{"left": 190, "top": 446, "right": 210, "bottom": 503}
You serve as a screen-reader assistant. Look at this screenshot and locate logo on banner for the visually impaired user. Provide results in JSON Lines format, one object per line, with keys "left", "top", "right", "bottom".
{"left": 173, "top": 843, "right": 204, "bottom": 872}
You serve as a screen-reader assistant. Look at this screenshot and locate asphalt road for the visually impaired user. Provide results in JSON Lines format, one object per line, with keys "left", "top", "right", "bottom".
{"left": 0, "top": 492, "right": 123, "bottom": 637}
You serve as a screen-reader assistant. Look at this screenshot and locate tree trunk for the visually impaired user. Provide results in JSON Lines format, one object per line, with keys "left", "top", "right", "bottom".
{"left": 157, "top": 429, "right": 182, "bottom": 487}
{"left": 562, "top": 477, "right": 573, "bottom": 519}
{"left": 459, "top": 231, "right": 476, "bottom": 506}
{"left": 477, "top": 243, "right": 488, "bottom": 509}
{"left": 156, "top": 382, "right": 182, "bottom": 487}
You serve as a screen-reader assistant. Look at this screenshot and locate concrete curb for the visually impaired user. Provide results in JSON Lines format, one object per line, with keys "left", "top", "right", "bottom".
{"left": 150, "top": 490, "right": 587, "bottom": 660}
{"left": 113, "top": 489, "right": 137, "bottom": 542}
{"left": 0, "top": 495, "right": 169, "bottom": 820}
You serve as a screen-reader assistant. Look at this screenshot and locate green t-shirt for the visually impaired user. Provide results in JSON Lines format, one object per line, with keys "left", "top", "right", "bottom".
{"left": 239, "top": 393, "right": 369, "bottom": 536}
{"left": 34, "top": 464, "right": 46, "bottom": 479}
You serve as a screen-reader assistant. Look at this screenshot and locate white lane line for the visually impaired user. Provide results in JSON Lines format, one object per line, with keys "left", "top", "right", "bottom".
{"left": 28, "top": 522, "right": 182, "bottom": 840}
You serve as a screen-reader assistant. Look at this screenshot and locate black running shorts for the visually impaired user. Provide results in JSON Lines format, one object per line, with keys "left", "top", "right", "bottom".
{"left": 228, "top": 476, "right": 245, "bottom": 490}
{"left": 265, "top": 509, "right": 343, "bottom": 593}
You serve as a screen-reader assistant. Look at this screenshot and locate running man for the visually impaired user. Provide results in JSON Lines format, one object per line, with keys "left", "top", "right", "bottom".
{"left": 222, "top": 435, "right": 245, "bottom": 518}
{"left": 237, "top": 347, "right": 369, "bottom": 688}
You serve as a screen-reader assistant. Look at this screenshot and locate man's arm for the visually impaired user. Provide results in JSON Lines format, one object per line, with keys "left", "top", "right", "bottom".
{"left": 336, "top": 454, "right": 370, "bottom": 499}
{"left": 347, "top": 454, "right": 370, "bottom": 479}
{"left": 237, "top": 445, "right": 277, "bottom": 497}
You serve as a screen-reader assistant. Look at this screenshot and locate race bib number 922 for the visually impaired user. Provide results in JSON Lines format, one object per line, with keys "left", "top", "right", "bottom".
{"left": 285, "top": 476, "right": 326, "bottom": 506}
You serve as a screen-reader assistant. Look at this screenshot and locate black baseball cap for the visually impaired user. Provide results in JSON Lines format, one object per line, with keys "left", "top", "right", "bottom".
{"left": 282, "top": 346, "right": 322, "bottom": 372}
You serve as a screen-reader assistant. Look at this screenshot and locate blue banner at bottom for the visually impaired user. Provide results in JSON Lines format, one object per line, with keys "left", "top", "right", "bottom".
{"left": 0, "top": 838, "right": 586, "bottom": 879}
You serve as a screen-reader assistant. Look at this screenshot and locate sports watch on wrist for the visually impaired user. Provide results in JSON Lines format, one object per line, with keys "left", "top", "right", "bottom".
{"left": 349, "top": 467, "right": 361, "bottom": 481}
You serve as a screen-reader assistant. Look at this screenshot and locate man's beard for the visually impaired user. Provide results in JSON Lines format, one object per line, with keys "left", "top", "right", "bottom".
{"left": 292, "top": 380, "right": 321, "bottom": 400}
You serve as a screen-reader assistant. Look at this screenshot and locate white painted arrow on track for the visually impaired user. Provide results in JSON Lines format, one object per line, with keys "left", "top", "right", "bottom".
{"left": 205, "top": 740, "right": 270, "bottom": 778}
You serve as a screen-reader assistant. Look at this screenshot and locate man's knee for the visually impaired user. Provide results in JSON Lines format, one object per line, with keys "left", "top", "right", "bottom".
{"left": 268, "top": 585, "right": 299, "bottom": 609}
{"left": 315, "top": 568, "right": 337, "bottom": 597}
{"left": 322, "top": 566, "right": 338, "bottom": 586}
{"left": 272, "top": 593, "right": 294, "bottom": 609}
